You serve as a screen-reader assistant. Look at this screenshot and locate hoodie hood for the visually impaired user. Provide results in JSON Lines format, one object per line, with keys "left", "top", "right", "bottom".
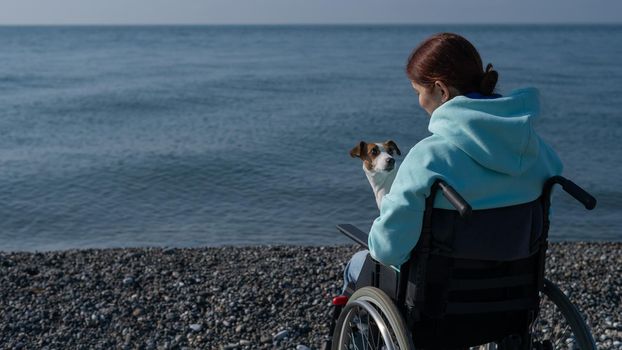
{"left": 428, "top": 88, "right": 541, "bottom": 176}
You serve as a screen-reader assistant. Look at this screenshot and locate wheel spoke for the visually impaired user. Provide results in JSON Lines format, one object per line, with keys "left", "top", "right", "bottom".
{"left": 524, "top": 280, "right": 596, "bottom": 350}
{"left": 338, "top": 300, "right": 396, "bottom": 350}
{"left": 553, "top": 323, "right": 572, "bottom": 348}
{"left": 365, "top": 310, "right": 375, "bottom": 350}
{"left": 333, "top": 288, "right": 414, "bottom": 350}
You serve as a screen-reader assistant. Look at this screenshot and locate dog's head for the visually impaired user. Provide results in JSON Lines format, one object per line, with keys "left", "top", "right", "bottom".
{"left": 350, "top": 140, "right": 401, "bottom": 172}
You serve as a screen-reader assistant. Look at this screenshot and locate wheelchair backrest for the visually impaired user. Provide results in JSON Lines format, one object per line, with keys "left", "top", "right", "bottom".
{"left": 400, "top": 188, "right": 548, "bottom": 347}
{"left": 428, "top": 199, "right": 543, "bottom": 261}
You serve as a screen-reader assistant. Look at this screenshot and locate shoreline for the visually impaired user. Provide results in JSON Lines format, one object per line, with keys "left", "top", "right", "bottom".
{"left": 3, "top": 237, "right": 622, "bottom": 254}
{"left": 1, "top": 243, "right": 620, "bottom": 349}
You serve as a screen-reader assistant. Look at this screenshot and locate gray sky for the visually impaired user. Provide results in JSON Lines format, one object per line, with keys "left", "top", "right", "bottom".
{"left": 0, "top": 0, "right": 620, "bottom": 25}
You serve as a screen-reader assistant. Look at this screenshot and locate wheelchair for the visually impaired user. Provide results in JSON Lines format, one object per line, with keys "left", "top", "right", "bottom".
{"left": 327, "top": 176, "right": 597, "bottom": 350}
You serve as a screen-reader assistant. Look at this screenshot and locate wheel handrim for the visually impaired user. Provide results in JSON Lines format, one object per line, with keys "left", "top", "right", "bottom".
{"left": 338, "top": 300, "right": 396, "bottom": 350}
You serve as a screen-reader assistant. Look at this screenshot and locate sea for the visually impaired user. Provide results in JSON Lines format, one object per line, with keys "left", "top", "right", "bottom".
{"left": 0, "top": 25, "right": 620, "bottom": 251}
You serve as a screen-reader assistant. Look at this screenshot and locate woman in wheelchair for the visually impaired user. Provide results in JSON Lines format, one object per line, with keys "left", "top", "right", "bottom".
{"left": 328, "top": 33, "right": 597, "bottom": 350}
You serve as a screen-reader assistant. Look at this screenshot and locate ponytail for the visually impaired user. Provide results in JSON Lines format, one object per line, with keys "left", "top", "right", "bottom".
{"left": 479, "top": 63, "right": 498, "bottom": 96}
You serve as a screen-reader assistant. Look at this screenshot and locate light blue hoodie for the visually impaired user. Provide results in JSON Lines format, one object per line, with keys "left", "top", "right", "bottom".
{"left": 368, "top": 88, "right": 563, "bottom": 266}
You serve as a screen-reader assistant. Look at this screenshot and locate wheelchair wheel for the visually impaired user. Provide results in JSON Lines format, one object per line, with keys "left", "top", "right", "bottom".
{"left": 332, "top": 286, "right": 415, "bottom": 350}
{"left": 530, "top": 278, "right": 596, "bottom": 350}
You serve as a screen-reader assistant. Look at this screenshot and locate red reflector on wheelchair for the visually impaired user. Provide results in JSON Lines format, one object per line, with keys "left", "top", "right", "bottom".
{"left": 332, "top": 295, "right": 349, "bottom": 306}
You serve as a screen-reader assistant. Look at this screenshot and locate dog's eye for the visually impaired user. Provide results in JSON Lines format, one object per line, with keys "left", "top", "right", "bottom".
{"left": 371, "top": 148, "right": 378, "bottom": 156}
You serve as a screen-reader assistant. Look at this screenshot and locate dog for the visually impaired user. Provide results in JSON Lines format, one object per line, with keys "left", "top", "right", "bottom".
{"left": 350, "top": 140, "right": 401, "bottom": 210}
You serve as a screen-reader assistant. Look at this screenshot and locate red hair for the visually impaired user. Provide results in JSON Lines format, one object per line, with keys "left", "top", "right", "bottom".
{"left": 406, "top": 33, "right": 498, "bottom": 96}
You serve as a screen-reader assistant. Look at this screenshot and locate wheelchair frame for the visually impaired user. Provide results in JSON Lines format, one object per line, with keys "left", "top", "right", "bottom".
{"left": 327, "top": 176, "right": 597, "bottom": 350}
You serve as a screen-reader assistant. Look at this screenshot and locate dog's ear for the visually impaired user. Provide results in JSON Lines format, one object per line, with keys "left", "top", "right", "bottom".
{"left": 349, "top": 141, "right": 366, "bottom": 158}
{"left": 385, "top": 140, "right": 401, "bottom": 156}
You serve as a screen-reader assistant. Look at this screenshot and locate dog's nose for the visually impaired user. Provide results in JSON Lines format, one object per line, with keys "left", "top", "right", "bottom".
{"left": 387, "top": 158, "right": 395, "bottom": 166}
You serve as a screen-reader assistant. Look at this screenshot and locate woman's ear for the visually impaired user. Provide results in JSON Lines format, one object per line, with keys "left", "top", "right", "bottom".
{"left": 434, "top": 81, "right": 451, "bottom": 102}
{"left": 434, "top": 81, "right": 460, "bottom": 102}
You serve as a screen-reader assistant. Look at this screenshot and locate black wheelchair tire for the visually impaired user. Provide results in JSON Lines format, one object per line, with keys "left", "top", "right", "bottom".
{"left": 540, "top": 278, "right": 597, "bottom": 350}
{"left": 332, "top": 286, "right": 415, "bottom": 350}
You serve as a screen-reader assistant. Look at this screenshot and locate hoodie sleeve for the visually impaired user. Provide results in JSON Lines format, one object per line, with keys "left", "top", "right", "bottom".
{"left": 368, "top": 138, "right": 442, "bottom": 267}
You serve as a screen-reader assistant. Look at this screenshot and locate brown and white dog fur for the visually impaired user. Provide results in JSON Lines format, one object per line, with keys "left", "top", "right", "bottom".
{"left": 350, "top": 140, "right": 402, "bottom": 210}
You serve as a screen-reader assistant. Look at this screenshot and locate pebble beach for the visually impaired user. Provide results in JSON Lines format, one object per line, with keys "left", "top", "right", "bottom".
{"left": 1, "top": 242, "right": 620, "bottom": 349}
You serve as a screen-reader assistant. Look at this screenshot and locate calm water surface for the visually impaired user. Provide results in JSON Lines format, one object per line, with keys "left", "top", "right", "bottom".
{"left": 0, "top": 25, "right": 620, "bottom": 251}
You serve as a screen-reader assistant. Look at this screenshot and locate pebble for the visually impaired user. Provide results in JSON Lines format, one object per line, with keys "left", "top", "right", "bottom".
{"left": 274, "top": 330, "right": 289, "bottom": 341}
{"left": 162, "top": 247, "right": 176, "bottom": 255}
{"left": 260, "top": 335, "right": 272, "bottom": 344}
{"left": 132, "top": 308, "right": 143, "bottom": 317}
{"left": 0, "top": 243, "right": 619, "bottom": 349}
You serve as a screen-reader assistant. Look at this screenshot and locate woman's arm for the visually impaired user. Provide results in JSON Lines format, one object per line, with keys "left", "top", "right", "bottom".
{"left": 367, "top": 140, "right": 441, "bottom": 266}
{"left": 368, "top": 194, "right": 425, "bottom": 266}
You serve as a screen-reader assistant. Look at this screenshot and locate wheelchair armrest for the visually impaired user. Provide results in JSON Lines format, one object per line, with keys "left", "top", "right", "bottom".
{"left": 336, "top": 224, "right": 369, "bottom": 248}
